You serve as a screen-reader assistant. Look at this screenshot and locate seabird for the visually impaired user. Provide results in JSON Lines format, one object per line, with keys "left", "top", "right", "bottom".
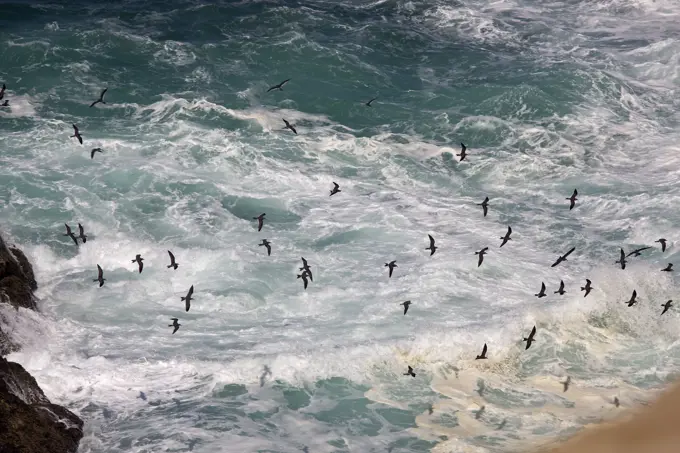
{"left": 259, "top": 365, "right": 272, "bottom": 387}
{"left": 656, "top": 238, "right": 667, "bottom": 252}
{"left": 93, "top": 264, "right": 105, "bottom": 287}
{"left": 1, "top": 100, "right": 8, "bottom": 107}
{"left": 259, "top": 239, "right": 271, "bottom": 256}
{"left": 404, "top": 366, "right": 416, "bottom": 377}
{"left": 77, "top": 223, "right": 87, "bottom": 243}
{"left": 0, "top": 83, "right": 5, "bottom": 100}
{"left": 138, "top": 391, "right": 147, "bottom": 401}
{"left": 627, "top": 246, "right": 651, "bottom": 257}
{"left": 456, "top": 143, "right": 467, "bottom": 161}
{"left": 475, "top": 247, "right": 488, "bottom": 267}
{"left": 428, "top": 404, "right": 434, "bottom": 415}
{"left": 426, "top": 234, "right": 437, "bottom": 256}
{"left": 365, "top": 96, "right": 377, "bottom": 107}
{"left": 299, "top": 257, "right": 313, "bottom": 281}
{"left": 267, "top": 78, "right": 290, "bottom": 92}
{"left": 662, "top": 263, "right": 673, "bottom": 272}
{"left": 168, "top": 318, "right": 181, "bottom": 334}
{"left": 499, "top": 226, "right": 512, "bottom": 247}
{"left": 70, "top": 124, "right": 83, "bottom": 145}
{"left": 661, "top": 300, "right": 673, "bottom": 315}
{"left": 477, "top": 197, "right": 489, "bottom": 217}
{"left": 282, "top": 118, "right": 297, "bottom": 134}
{"left": 615, "top": 248, "right": 627, "bottom": 269}
{"left": 330, "top": 182, "right": 341, "bottom": 196}
{"left": 132, "top": 254, "right": 144, "bottom": 273}
{"left": 551, "top": 246, "right": 575, "bottom": 267}
{"left": 614, "top": 397, "right": 620, "bottom": 408}
{"left": 581, "top": 279, "right": 593, "bottom": 297}
{"left": 555, "top": 280, "right": 566, "bottom": 295}
{"left": 253, "top": 213, "right": 266, "bottom": 232}
{"left": 400, "top": 300, "right": 411, "bottom": 315}
{"left": 625, "top": 290, "right": 638, "bottom": 307}
{"left": 562, "top": 376, "right": 571, "bottom": 392}
{"left": 385, "top": 260, "right": 397, "bottom": 277}
{"left": 89, "top": 88, "right": 107, "bottom": 107}
{"left": 63, "top": 223, "right": 79, "bottom": 246}
{"left": 297, "top": 271, "right": 310, "bottom": 290}
{"left": 523, "top": 326, "right": 536, "bottom": 350}
{"left": 90, "top": 148, "right": 103, "bottom": 159}
{"left": 181, "top": 285, "right": 194, "bottom": 312}
{"left": 167, "top": 250, "right": 178, "bottom": 269}
{"left": 566, "top": 189, "right": 578, "bottom": 210}
{"left": 475, "top": 343, "right": 488, "bottom": 360}
{"left": 535, "top": 282, "right": 547, "bottom": 298}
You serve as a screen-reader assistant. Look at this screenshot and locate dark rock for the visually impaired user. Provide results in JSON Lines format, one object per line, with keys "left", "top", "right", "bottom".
{"left": 0, "top": 235, "right": 37, "bottom": 310}
{"left": 8, "top": 247, "right": 37, "bottom": 291}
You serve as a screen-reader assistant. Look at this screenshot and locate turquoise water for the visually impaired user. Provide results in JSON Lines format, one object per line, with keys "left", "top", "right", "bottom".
{"left": 1, "top": 1, "right": 680, "bottom": 452}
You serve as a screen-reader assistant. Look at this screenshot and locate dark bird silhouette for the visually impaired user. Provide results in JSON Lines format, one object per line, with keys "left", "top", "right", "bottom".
{"left": 70, "top": 124, "right": 83, "bottom": 144}
{"left": 330, "top": 182, "right": 341, "bottom": 196}
{"left": 89, "top": 88, "right": 107, "bottom": 107}
{"left": 167, "top": 250, "right": 178, "bottom": 270}
{"left": 475, "top": 405, "right": 485, "bottom": 420}
{"left": 627, "top": 246, "right": 651, "bottom": 257}
{"left": 625, "top": 290, "right": 638, "bottom": 307}
{"left": 656, "top": 238, "right": 667, "bottom": 252}
{"left": 475, "top": 247, "right": 488, "bottom": 267}
{"left": 297, "top": 271, "right": 309, "bottom": 290}
{"left": 385, "top": 260, "right": 397, "bottom": 277}
{"left": 90, "top": 148, "right": 103, "bottom": 159}
{"left": 168, "top": 318, "right": 181, "bottom": 334}
{"left": 475, "top": 343, "right": 488, "bottom": 360}
{"left": 535, "top": 282, "right": 547, "bottom": 298}
{"left": 555, "top": 280, "right": 566, "bottom": 295}
{"left": 427, "top": 404, "right": 434, "bottom": 415}
{"left": 299, "top": 257, "right": 313, "bottom": 282}
{"left": 253, "top": 213, "right": 265, "bottom": 232}
{"left": 77, "top": 223, "right": 87, "bottom": 243}
{"left": 615, "top": 247, "right": 627, "bottom": 270}
{"left": 401, "top": 300, "right": 411, "bottom": 315}
{"left": 477, "top": 197, "right": 489, "bottom": 217}
{"left": 93, "top": 264, "right": 105, "bottom": 287}
{"left": 426, "top": 234, "right": 437, "bottom": 256}
{"left": 661, "top": 300, "right": 673, "bottom": 315}
{"left": 259, "top": 239, "right": 271, "bottom": 256}
{"left": 63, "top": 223, "right": 79, "bottom": 246}
{"left": 456, "top": 143, "right": 467, "bottom": 161}
{"left": 282, "top": 118, "right": 297, "bottom": 134}
{"left": 499, "top": 226, "right": 512, "bottom": 247}
{"left": 614, "top": 397, "right": 620, "bottom": 408}
{"left": 0, "top": 83, "right": 5, "bottom": 100}
{"left": 551, "top": 246, "right": 575, "bottom": 267}
{"left": 404, "top": 366, "right": 416, "bottom": 377}
{"left": 132, "top": 254, "right": 144, "bottom": 273}
{"left": 581, "top": 279, "right": 593, "bottom": 297}
{"left": 365, "top": 96, "right": 377, "bottom": 107}
{"left": 566, "top": 189, "right": 578, "bottom": 210}
{"left": 267, "top": 79, "right": 290, "bottom": 92}
{"left": 562, "top": 376, "right": 571, "bottom": 392}
{"left": 523, "top": 326, "right": 537, "bottom": 350}
{"left": 181, "top": 285, "right": 194, "bottom": 312}
{"left": 1, "top": 100, "right": 8, "bottom": 107}
{"left": 259, "top": 365, "right": 272, "bottom": 387}
{"left": 662, "top": 263, "right": 673, "bottom": 272}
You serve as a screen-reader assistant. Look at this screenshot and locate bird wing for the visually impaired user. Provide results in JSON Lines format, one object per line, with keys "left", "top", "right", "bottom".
{"left": 187, "top": 285, "right": 194, "bottom": 297}
{"left": 563, "top": 247, "right": 575, "bottom": 258}
{"left": 65, "top": 223, "right": 72, "bottom": 234}
{"left": 333, "top": 182, "right": 339, "bottom": 190}
{"left": 291, "top": 125, "right": 297, "bottom": 134}
{"left": 78, "top": 224, "right": 84, "bottom": 236}
{"left": 507, "top": 226, "right": 512, "bottom": 236}
{"left": 428, "top": 234, "right": 435, "bottom": 247}
{"left": 171, "top": 318, "right": 178, "bottom": 321}
{"left": 90, "top": 148, "right": 96, "bottom": 158}
{"left": 620, "top": 248, "right": 625, "bottom": 261}
{"left": 482, "top": 343, "right": 487, "bottom": 355}
{"left": 301, "top": 257, "right": 308, "bottom": 267}
{"left": 530, "top": 326, "right": 536, "bottom": 337}
{"left": 574, "top": 189, "right": 578, "bottom": 197}
{"left": 281, "top": 78, "right": 290, "bottom": 86}
{"left": 541, "top": 282, "right": 546, "bottom": 292}
{"left": 139, "top": 261, "right": 143, "bottom": 272}
{"left": 482, "top": 205, "right": 488, "bottom": 216}
{"left": 97, "top": 264, "right": 103, "bottom": 278}
{"left": 586, "top": 279, "right": 591, "bottom": 285}
{"left": 73, "top": 124, "right": 78, "bottom": 133}
{"left": 168, "top": 250, "right": 175, "bottom": 263}
{"left": 461, "top": 143, "right": 466, "bottom": 152}
{"left": 100, "top": 88, "right": 107, "bottom": 99}
{"left": 632, "top": 289, "right": 636, "bottom": 298}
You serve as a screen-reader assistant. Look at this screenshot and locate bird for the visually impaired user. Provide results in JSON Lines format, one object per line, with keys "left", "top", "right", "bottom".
{"left": 475, "top": 247, "right": 488, "bottom": 267}
{"left": 477, "top": 197, "right": 489, "bottom": 217}
{"left": 404, "top": 366, "right": 416, "bottom": 377}
{"left": 70, "top": 124, "right": 83, "bottom": 144}
{"left": 0, "top": 83, "right": 5, "bottom": 100}
{"left": 426, "top": 234, "right": 437, "bottom": 256}
{"left": 661, "top": 300, "right": 673, "bottom": 315}
{"left": 90, "top": 148, "right": 103, "bottom": 159}
{"left": 566, "top": 189, "right": 578, "bottom": 210}
{"left": 77, "top": 223, "right": 87, "bottom": 243}
{"left": 297, "top": 271, "right": 310, "bottom": 290}
{"left": 259, "top": 365, "right": 272, "bottom": 388}
{"left": 168, "top": 318, "right": 181, "bottom": 334}
{"left": 385, "top": 260, "right": 397, "bottom": 277}
{"left": 475, "top": 405, "right": 486, "bottom": 420}
{"left": 330, "top": 182, "right": 341, "bottom": 196}
{"left": 299, "top": 257, "right": 313, "bottom": 282}
{"left": 551, "top": 246, "right": 575, "bottom": 267}
{"left": 614, "top": 397, "right": 620, "bottom": 408}
{"left": 89, "top": 88, "right": 107, "bottom": 107}
{"left": 93, "top": 264, "right": 105, "bottom": 287}
{"left": 615, "top": 248, "right": 627, "bottom": 270}
{"left": 562, "top": 376, "right": 571, "bottom": 392}
{"left": 259, "top": 239, "right": 271, "bottom": 256}
{"left": 400, "top": 300, "right": 411, "bottom": 315}
{"left": 131, "top": 254, "right": 144, "bottom": 273}
{"left": 499, "top": 226, "right": 512, "bottom": 247}
{"left": 625, "top": 290, "right": 638, "bottom": 307}
{"left": 535, "top": 282, "right": 547, "bottom": 298}
{"left": 627, "top": 246, "right": 651, "bottom": 257}
{"left": 181, "top": 285, "right": 194, "bottom": 312}
{"left": 1, "top": 100, "right": 8, "bottom": 107}
{"left": 427, "top": 404, "right": 434, "bottom": 415}
{"left": 267, "top": 78, "right": 290, "bottom": 92}
{"left": 365, "top": 96, "right": 377, "bottom": 107}
{"left": 253, "top": 213, "right": 266, "bottom": 232}
{"left": 581, "top": 279, "right": 593, "bottom": 297}
{"left": 523, "top": 326, "right": 537, "bottom": 350}
{"left": 167, "top": 250, "right": 178, "bottom": 270}
{"left": 555, "top": 280, "right": 566, "bottom": 295}
{"left": 63, "top": 223, "right": 79, "bottom": 246}
{"left": 656, "top": 238, "right": 667, "bottom": 252}
{"left": 456, "top": 143, "right": 467, "bottom": 161}
{"left": 282, "top": 118, "right": 297, "bottom": 134}
{"left": 475, "top": 343, "right": 488, "bottom": 360}
{"left": 662, "top": 263, "right": 673, "bottom": 272}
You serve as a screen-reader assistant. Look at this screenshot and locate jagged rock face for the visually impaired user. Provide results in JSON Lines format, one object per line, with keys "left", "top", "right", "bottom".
{"left": 0, "top": 236, "right": 37, "bottom": 310}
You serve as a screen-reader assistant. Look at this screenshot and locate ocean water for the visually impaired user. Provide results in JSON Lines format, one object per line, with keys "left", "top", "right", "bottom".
{"left": 1, "top": 0, "right": 680, "bottom": 451}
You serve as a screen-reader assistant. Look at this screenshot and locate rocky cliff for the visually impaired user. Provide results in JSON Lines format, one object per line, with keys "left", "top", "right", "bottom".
{"left": 0, "top": 233, "right": 84, "bottom": 453}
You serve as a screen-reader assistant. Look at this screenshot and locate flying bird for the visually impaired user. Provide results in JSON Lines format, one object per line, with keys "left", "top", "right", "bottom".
{"left": 581, "top": 279, "right": 593, "bottom": 297}
{"left": 1, "top": 100, "right": 8, "bottom": 107}
{"left": 555, "top": 280, "right": 566, "bottom": 295}
{"left": 615, "top": 248, "right": 627, "bottom": 270}
{"left": 297, "top": 271, "right": 310, "bottom": 290}
{"left": 662, "top": 263, "right": 673, "bottom": 272}
{"left": 404, "top": 366, "right": 416, "bottom": 377}
{"left": 475, "top": 343, "right": 488, "bottom": 360}
{"left": 661, "top": 300, "right": 673, "bottom": 315}
{"left": 181, "top": 285, "right": 194, "bottom": 312}
{"left": 475, "top": 247, "right": 488, "bottom": 267}
{"left": 70, "top": 124, "right": 83, "bottom": 144}
{"left": 627, "top": 246, "right": 651, "bottom": 257}
{"left": 63, "top": 223, "right": 79, "bottom": 246}
{"left": 259, "top": 239, "right": 271, "bottom": 256}
{"left": 566, "top": 189, "right": 578, "bottom": 210}
{"left": 385, "top": 260, "right": 398, "bottom": 278}
{"left": 267, "top": 78, "right": 290, "bottom": 92}
{"left": 282, "top": 118, "right": 297, "bottom": 134}
{"left": 656, "top": 238, "right": 667, "bottom": 252}
{"left": 330, "top": 182, "right": 341, "bottom": 196}
{"left": 77, "top": 223, "right": 87, "bottom": 243}
{"left": 551, "top": 246, "right": 575, "bottom": 267}
{"left": 456, "top": 143, "right": 467, "bottom": 161}
{"left": 426, "top": 234, "right": 437, "bottom": 256}
{"left": 562, "top": 376, "right": 571, "bottom": 392}
{"left": 535, "top": 282, "right": 547, "bottom": 298}
{"left": 523, "top": 326, "right": 537, "bottom": 350}
{"left": 477, "top": 197, "right": 489, "bottom": 217}
{"left": 499, "top": 226, "right": 512, "bottom": 247}
{"left": 614, "top": 397, "right": 620, "bottom": 408}
{"left": 299, "top": 257, "right": 313, "bottom": 282}
{"left": 131, "top": 254, "right": 144, "bottom": 273}
{"left": 167, "top": 250, "right": 178, "bottom": 269}
{"left": 89, "top": 88, "right": 108, "bottom": 107}
{"left": 253, "top": 213, "right": 266, "bottom": 232}
{"left": 400, "top": 300, "right": 411, "bottom": 315}
{"left": 90, "top": 148, "right": 103, "bottom": 159}
{"left": 365, "top": 96, "right": 378, "bottom": 107}
{"left": 168, "top": 318, "right": 181, "bottom": 334}
{"left": 93, "top": 264, "right": 105, "bottom": 287}
{"left": 625, "top": 290, "right": 638, "bottom": 307}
